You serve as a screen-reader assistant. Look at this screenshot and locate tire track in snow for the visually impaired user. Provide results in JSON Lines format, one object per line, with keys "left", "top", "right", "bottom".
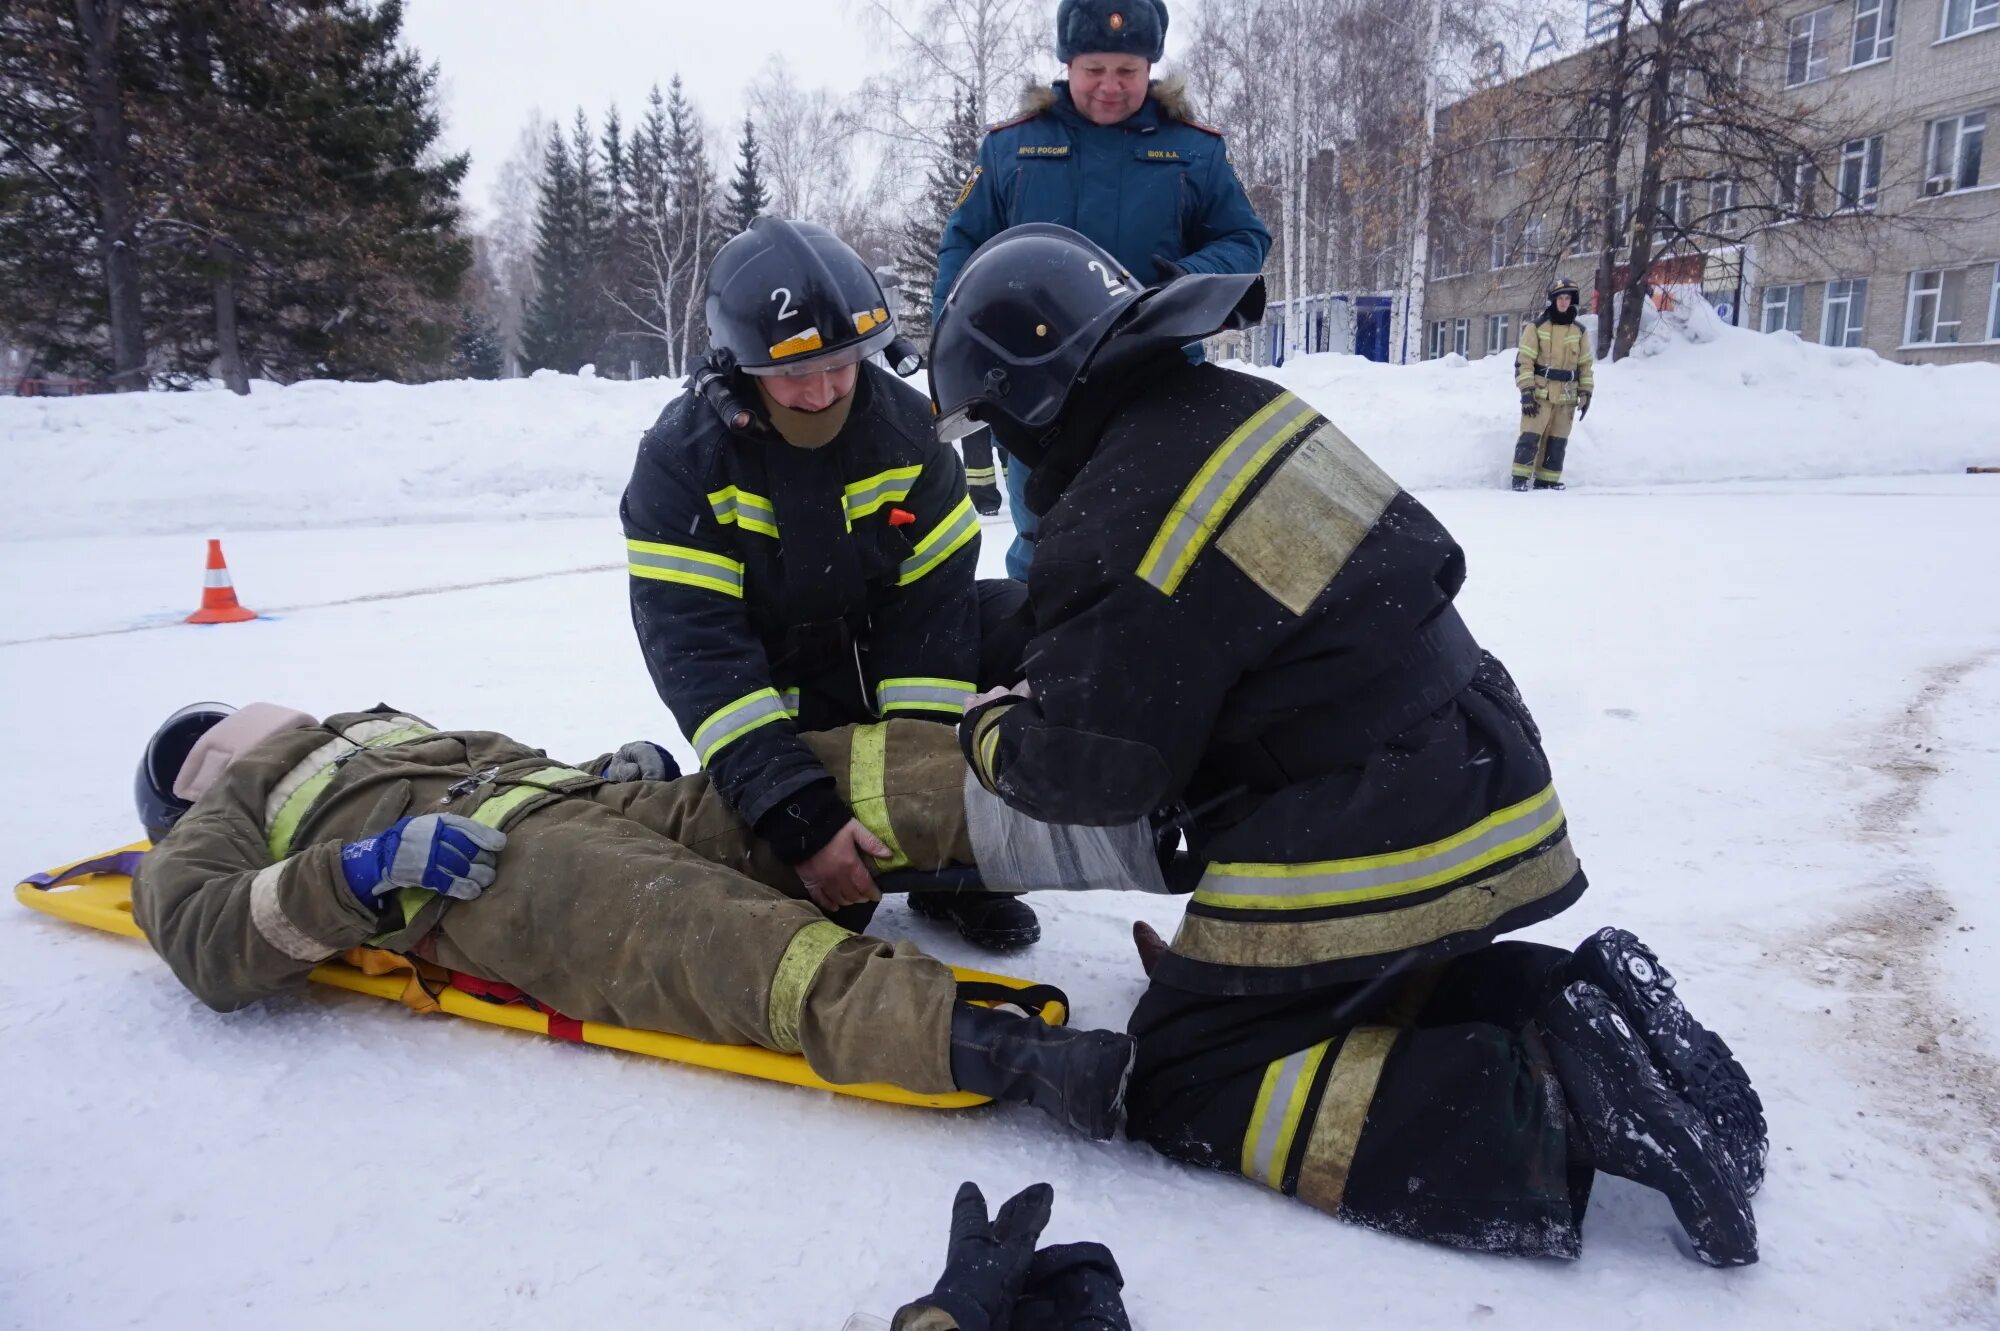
{"left": 1798, "top": 649, "right": 2000, "bottom": 1320}
{"left": 0, "top": 564, "right": 621, "bottom": 649}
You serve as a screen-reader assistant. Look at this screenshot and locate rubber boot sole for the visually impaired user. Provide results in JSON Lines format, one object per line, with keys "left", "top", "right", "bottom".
{"left": 1570, "top": 928, "right": 1768, "bottom": 1194}
{"left": 1544, "top": 982, "right": 1758, "bottom": 1267}
{"left": 909, "top": 889, "right": 1043, "bottom": 951}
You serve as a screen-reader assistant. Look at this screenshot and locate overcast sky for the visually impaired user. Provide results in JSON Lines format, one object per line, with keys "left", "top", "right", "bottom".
{"left": 401, "top": 0, "right": 1122, "bottom": 226}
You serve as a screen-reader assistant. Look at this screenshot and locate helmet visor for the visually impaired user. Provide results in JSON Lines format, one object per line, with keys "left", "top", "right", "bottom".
{"left": 736, "top": 319, "right": 897, "bottom": 377}
{"left": 934, "top": 402, "right": 986, "bottom": 442}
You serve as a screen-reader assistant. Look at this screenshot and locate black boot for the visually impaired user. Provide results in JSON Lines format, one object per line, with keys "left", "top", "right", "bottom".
{"left": 911, "top": 889, "right": 1042, "bottom": 951}
{"left": 1511, "top": 475, "right": 1532, "bottom": 492}
{"left": 1543, "top": 981, "right": 1758, "bottom": 1267}
{"left": 1567, "top": 928, "right": 1767, "bottom": 1194}
{"left": 949, "top": 1002, "right": 1135, "bottom": 1140}
{"left": 1533, "top": 478, "right": 1566, "bottom": 490}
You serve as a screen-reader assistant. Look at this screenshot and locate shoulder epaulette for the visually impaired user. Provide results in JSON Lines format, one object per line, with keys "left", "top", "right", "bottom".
{"left": 985, "top": 108, "right": 1044, "bottom": 134}
{"left": 1176, "top": 117, "right": 1226, "bottom": 137}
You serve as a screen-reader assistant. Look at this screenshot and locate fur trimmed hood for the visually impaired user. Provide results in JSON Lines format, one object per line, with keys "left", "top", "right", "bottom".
{"left": 1017, "top": 75, "right": 1200, "bottom": 125}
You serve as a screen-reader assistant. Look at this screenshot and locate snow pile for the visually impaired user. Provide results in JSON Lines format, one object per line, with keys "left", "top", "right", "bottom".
{"left": 7, "top": 322, "right": 1997, "bottom": 539}
{"left": 1250, "top": 315, "right": 2000, "bottom": 491}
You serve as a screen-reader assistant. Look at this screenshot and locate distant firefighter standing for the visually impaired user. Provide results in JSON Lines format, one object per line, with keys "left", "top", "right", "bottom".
{"left": 1513, "top": 277, "right": 1595, "bottom": 491}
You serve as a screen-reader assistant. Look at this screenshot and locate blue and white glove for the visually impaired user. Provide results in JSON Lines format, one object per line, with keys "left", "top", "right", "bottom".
{"left": 340, "top": 813, "right": 506, "bottom": 910}
{"left": 599, "top": 741, "right": 680, "bottom": 784}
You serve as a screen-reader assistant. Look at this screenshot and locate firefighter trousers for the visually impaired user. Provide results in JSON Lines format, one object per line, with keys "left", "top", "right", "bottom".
{"left": 1125, "top": 942, "right": 1592, "bottom": 1257}
{"left": 424, "top": 721, "right": 974, "bottom": 1093}
{"left": 1513, "top": 402, "right": 1576, "bottom": 485}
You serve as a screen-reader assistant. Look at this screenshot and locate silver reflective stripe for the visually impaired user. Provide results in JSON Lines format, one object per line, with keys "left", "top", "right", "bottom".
{"left": 625, "top": 545, "right": 744, "bottom": 595}
{"left": 1138, "top": 393, "right": 1320, "bottom": 595}
{"left": 248, "top": 862, "right": 336, "bottom": 962}
{"left": 1198, "top": 787, "right": 1563, "bottom": 908}
{"left": 1243, "top": 1042, "right": 1328, "bottom": 1189}
{"left": 711, "top": 490, "right": 777, "bottom": 530}
{"left": 202, "top": 569, "right": 233, "bottom": 588}
{"left": 876, "top": 681, "right": 973, "bottom": 712}
{"left": 898, "top": 498, "right": 980, "bottom": 584}
{"left": 262, "top": 734, "right": 358, "bottom": 830}
{"left": 690, "top": 689, "right": 793, "bottom": 762}
{"left": 842, "top": 469, "right": 919, "bottom": 520}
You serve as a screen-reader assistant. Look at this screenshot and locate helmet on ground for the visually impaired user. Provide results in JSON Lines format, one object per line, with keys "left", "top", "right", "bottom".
{"left": 705, "top": 218, "right": 897, "bottom": 377}
{"left": 1548, "top": 276, "right": 1581, "bottom": 304}
{"left": 929, "top": 223, "right": 1262, "bottom": 446}
{"left": 136, "top": 702, "right": 233, "bottom": 841}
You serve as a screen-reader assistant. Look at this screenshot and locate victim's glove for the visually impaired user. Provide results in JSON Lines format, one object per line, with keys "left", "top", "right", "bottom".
{"left": 894, "top": 1181, "right": 1053, "bottom": 1331}
{"left": 599, "top": 740, "right": 680, "bottom": 784}
{"left": 1520, "top": 388, "right": 1541, "bottom": 418}
{"left": 1577, "top": 390, "right": 1593, "bottom": 419}
{"left": 1151, "top": 253, "right": 1189, "bottom": 283}
{"left": 340, "top": 813, "right": 506, "bottom": 909}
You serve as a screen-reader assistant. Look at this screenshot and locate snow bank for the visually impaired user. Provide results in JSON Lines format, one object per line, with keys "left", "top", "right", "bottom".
{"left": 1250, "top": 314, "right": 2000, "bottom": 491}
{"left": 7, "top": 321, "right": 1996, "bottom": 539}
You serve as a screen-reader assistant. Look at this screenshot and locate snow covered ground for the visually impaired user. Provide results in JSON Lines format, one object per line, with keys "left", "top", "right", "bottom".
{"left": 3, "top": 342, "right": 1998, "bottom": 1329}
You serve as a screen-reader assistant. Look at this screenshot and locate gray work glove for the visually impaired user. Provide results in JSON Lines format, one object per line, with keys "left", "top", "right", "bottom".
{"left": 598, "top": 740, "right": 680, "bottom": 784}
{"left": 1520, "top": 388, "right": 1541, "bottom": 418}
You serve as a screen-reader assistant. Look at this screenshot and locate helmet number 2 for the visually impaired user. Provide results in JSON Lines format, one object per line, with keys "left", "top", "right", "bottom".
{"left": 770, "top": 286, "right": 797, "bottom": 321}
{"left": 1085, "top": 260, "right": 1127, "bottom": 294}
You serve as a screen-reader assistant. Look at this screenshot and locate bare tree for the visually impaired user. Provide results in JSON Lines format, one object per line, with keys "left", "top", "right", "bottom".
{"left": 486, "top": 110, "right": 550, "bottom": 374}
{"left": 750, "top": 58, "right": 862, "bottom": 234}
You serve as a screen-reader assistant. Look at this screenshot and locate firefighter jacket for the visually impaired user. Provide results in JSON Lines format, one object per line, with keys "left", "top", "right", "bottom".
{"left": 1516, "top": 313, "right": 1596, "bottom": 405}
{"left": 931, "top": 78, "right": 1270, "bottom": 319}
{"left": 622, "top": 363, "right": 984, "bottom": 858}
{"left": 961, "top": 361, "right": 1586, "bottom": 995}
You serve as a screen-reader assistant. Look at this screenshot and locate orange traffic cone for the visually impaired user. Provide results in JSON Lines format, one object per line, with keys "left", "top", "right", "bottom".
{"left": 185, "top": 539, "right": 259, "bottom": 624}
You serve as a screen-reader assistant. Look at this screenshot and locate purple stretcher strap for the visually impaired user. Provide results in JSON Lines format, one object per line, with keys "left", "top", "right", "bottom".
{"left": 18, "top": 849, "right": 148, "bottom": 891}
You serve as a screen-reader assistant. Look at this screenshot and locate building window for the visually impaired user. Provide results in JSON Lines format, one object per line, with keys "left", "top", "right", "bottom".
{"left": 1787, "top": 6, "right": 1835, "bottom": 85}
{"left": 1851, "top": 0, "right": 1898, "bottom": 62}
{"left": 1452, "top": 319, "right": 1470, "bottom": 356}
{"left": 1490, "top": 219, "right": 1511, "bottom": 270}
{"left": 1612, "top": 191, "right": 1634, "bottom": 240}
{"left": 1822, "top": 278, "right": 1868, "bottom": 346}
{"left": 1668, "top": 67, "right": 1695, "bottom": 121}
{"left": 1708, "top": 177, "right": 1741, "bottom": 228}
{"left": 1904, "top": 269, "right": 1962, "bottom": 344}
{"left": 1429, "top": 320, "right": 1448, "bottom": 359}
{"left": 1924, "top": 112, "right": 1986, "bottom": 194}
{"left": 1762, "top": 284, "right": 1805, "bottom": 333}
{"left": 1522, "top": 213, "right": 1547, "bottom": 262}
{"left": 1494, "top": 137, "right": 1522, "bottom": 175}
{"left": 1776, "top": 154, "right": 1815, "bottom": 214}
{"left": 1836, "top": 136, "right": 1884, "bottom": 210}
{"left": 1658, "top": 180, "right": 1691, "bottom": 231}
{"left": 1941, "top": 0, "right": 1997, "bottom": 39}
{"left": 1487, "top": 313, "right": 1513, "bottom": 353}
{"left": 1990, "top": 264, "right": 2000, "bottom": 340}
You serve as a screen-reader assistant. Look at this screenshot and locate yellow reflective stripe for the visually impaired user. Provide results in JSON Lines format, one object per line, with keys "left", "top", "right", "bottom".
{"left": 1240, "top": 1039, "right": 1334, "bottom": 1190}
{"left": 898, "top": 496, "right": 980, "bottom": 585}
{"left": 626, "top": 539, "right": 745, "bottom": 597}
{"left": 265, "top": 722, "right": 436, "bottom": 860}
{"left": 1196, "top": 786, "right": 1565, "bottom": 912}
{"left": 767, "top": 919, "right": 853, "bottom": 1053}
{"left": 842, "top": 466, "right": 923, "bottom": 522}
{"left": 691, "top": 688, "right": 792, "bottom": 763}
{"left": 965, "top": 466, "right": 997, "bottom": 484}
{"left": 780, "top": 688, "right": 801, "bottom": 716}
{"left": 1137, "top": 392, "right": 1319, "bottom": 596}
{"left": 707, "top": 486, "right": 779, "bottom": 539}
{"left": 847, "top": 724, "right": 911, "bottom": 871}
{"left": 876, "top": 676, "right": 976, "bottom": 716}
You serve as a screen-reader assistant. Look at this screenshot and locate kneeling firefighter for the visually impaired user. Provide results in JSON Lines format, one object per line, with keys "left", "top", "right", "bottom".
{"left": 622, "top": 218, "right": 1039, "bottom": 950}
{"left": 928, "top": 224, "right": 1766, "bottom": 1264}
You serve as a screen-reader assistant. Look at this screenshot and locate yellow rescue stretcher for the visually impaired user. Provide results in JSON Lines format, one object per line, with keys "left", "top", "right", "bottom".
{"left": 15, "top": 844, "right": 1068, "bottom": 1110}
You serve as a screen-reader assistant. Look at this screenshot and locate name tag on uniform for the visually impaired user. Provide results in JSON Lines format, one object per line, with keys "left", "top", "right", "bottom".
{"left": 1139, "top": 149, "right": 1183, "bottom": 160}
{"left": 1017, "top": 144, "right": 1070, "bottom": 157}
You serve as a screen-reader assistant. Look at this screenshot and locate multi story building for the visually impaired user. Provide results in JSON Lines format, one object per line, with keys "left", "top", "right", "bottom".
{"left": 1422, "top": 0, "right": 2000, "bottom": 366}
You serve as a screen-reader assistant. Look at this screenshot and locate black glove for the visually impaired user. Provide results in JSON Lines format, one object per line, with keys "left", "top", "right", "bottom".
{"left": 894, "top": 1182, "right": 1053, "bottom": 1331}
{"left": 1520, "top": 388, "right": 1540, "bottom": 418}
{"left": 1578, "top": 390, "right": 1593, "bottom": 419}
{"left": 970, "top": 484, "right": 1003, "bottom": 516}
{"left": 1151, "top": 253, "right": 1189, "bottom": 283}
{"left": 1012, "top": 1242, "right": 1130, "bottom": 1331}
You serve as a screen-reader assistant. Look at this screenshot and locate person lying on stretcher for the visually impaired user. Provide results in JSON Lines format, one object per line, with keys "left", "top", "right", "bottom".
{"left": 129, "top": 701, "right": 1134, "bottom": 1138}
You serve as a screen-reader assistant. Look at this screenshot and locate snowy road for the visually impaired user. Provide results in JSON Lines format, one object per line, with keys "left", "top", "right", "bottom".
{"left": 3, "top": 483, "right": 1997, "bottom": 1329}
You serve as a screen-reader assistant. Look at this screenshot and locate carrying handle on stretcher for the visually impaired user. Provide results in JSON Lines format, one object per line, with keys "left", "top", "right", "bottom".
{"left": 17, "top": 848, "right": 149, "bottom": 892}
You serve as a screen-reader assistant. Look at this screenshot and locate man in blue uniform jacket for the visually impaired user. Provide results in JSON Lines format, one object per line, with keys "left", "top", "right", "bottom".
{"left": 932, "top": 0, "right": 1271, "bottom": 580}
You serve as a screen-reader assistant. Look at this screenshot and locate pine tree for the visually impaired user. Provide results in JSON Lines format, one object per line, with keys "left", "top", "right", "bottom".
{"left": 726, "top": 115, "right": 769, "bottom": 236}
{"left": 521, "top": 125, "right": 584, "bottom": 371}
{"left": 453, "top": 305, "right": 505, "bottom": 379}
{"left": 896, "top": 91, "right": 983, "bottom": 342}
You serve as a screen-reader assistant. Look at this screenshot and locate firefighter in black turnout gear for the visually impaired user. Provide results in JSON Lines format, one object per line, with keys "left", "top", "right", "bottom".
{"left": 622, "top": 218, "right": 1040, "bottom": 950}
{"left": 929, "top": 224, "right": 1766, "bottom": 1265}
